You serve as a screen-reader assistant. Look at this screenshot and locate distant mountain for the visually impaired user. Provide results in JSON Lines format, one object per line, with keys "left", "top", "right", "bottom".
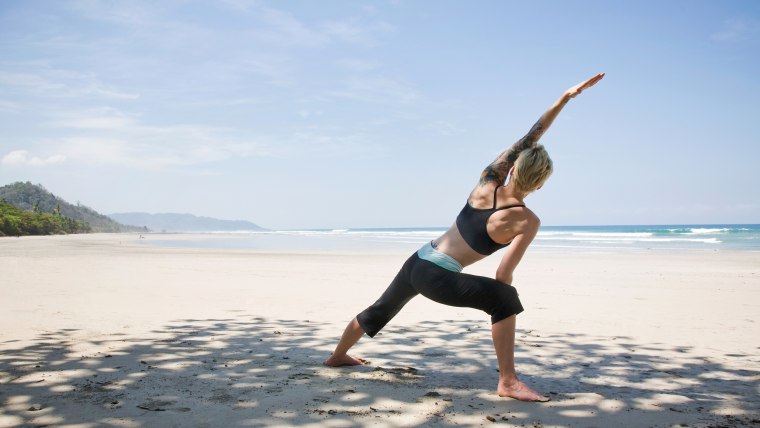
{"left": 0, "top": 182, "right": 145, "bottom": 233}
{"left": 109, "top": 212, "right": 265, "bottom": 232}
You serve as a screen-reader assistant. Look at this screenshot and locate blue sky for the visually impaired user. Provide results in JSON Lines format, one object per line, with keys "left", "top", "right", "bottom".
{"left": 1, "top": 1, "right": 758, "bottom": 229}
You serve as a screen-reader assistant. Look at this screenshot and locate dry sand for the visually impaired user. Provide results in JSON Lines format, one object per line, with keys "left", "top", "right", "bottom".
{"left": 1, "top": 234, "right": 759, "bottom": 427}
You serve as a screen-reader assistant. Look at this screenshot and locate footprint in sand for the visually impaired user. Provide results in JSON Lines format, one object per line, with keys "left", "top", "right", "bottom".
{"left": 136, "top": 397, "right": 191, "bottom": 412}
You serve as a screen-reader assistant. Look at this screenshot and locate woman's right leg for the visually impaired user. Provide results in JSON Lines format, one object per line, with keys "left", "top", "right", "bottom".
{"left": 325, "top": 255, "right": 419, "bottom": 366}
{"left": 325, "top": 317, "right": 366, "bottom": 366}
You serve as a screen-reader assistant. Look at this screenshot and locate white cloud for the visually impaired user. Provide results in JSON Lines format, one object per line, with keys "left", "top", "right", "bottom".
{"left": 328, "top": 76, "right": 420, "bottom": 104}
{"left": 240, "top": 58, "right": 296, "bottom": 87}
{"left": 50, "top": 123, "right": 271, "bottom": 170}
{"left": 320, "top": 20, "right": 368, "bottom": 44}
{"left": 252, "top": 5, "right": 330, "bottom": 47}
{"left": 66, "top": 0, "right": 218, "bottom": 55}
{"left": 12, "top": 105, "right": 272, "bottom": 170}
{"left": 222, "top": 98, "right": 263, "bottom": 106}
{"left": 287, "top": 131, "right": 384, "bottom": 158}
{"left": 26, "top": 103, "right": 377, "bottom": 170}
{"left": 51, "top": 107, "right": 138, "bottom": 129}
{"left": 711, "top": 19, "right": 759, "bottom": 42}
{"left": 1, "top": 150, "right": 67, "bottom": 167}
{"left": 68, "top": 0, "right": 166, "bottom": 27}
{"left": 220, "top": 0, "right": 254, "bottom": 12}
{"left": 337, "top": 58, "right": 382, "bottom": 72}
{"left": 0, "top": 100, "right": 22, "bottom": 112}
{"left": 321, "top": 19, "right": 393, "bottom": 46}
{"left": 423, "top": 120, "right": 465, "bottom": 136}
{"left": 57, "top": 136, "right": 239, "bottom": 170}
{"left": 0, "top": 69, "right": 140, "bottom": 100}
{"left": 297, "top": 109, "right": 323, "bottom": 118}
{"left": 222, "top": 2, "right": 392, "bottom": 47}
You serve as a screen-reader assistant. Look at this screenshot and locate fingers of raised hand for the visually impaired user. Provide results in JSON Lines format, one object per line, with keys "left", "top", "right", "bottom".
{"left": 575, "top": 73, "right": 605, "bottom": 94}
{"left": 586, "top": 73, "right": 605, "bottom": 87}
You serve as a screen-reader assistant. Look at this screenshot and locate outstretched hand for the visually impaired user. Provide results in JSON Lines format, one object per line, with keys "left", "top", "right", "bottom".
{"left": 565, "top": 73, "right": 604, "bottom": 99}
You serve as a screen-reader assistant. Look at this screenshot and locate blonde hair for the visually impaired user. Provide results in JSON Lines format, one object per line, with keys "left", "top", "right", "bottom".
{"left": 512, "top": 145, "right": 553, "bottom": 193}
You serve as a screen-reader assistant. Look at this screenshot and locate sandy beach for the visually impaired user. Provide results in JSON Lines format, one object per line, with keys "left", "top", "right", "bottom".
{"left": 1, "top": 234, "right": 758, "bottom": 427}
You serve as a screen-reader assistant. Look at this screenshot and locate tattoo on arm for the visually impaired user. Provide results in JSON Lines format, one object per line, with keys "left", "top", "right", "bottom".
{"left": 480, "top": 158, "right": 510, "bottom": 185}
{"left": 479, "top": 120, "right": 546, "bottom": 186}
{"left": 521, "top": 120, "right": 545, "bottom": 147}
{"left": 478, "top": 92, "right": 572, "bottom": 186}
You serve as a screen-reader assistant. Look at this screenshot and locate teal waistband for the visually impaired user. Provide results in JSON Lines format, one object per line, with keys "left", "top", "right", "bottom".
{"left": 417, "top": 241, "right": 463, "bottom": 273}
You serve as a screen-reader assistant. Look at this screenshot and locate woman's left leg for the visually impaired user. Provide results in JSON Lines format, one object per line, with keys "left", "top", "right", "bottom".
{"left": 492, "top": 315, "right": 549, "bottom": 401}
{"left": 410, "top": 260, "right": 548, "bottom": 401}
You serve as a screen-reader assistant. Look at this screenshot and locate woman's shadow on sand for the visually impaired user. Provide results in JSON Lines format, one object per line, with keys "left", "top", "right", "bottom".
{"left": 1, "top": 315, "right": 758, "bottom": 427}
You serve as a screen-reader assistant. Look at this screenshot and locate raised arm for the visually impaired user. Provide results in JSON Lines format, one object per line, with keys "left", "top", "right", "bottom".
{"left": 479, "top": 73, "right": 605, "bottom": 185}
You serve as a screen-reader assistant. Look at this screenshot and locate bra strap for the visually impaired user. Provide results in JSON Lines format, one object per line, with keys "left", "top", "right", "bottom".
{"left": 492, "top": 186, "right": 501, "bottom": 209}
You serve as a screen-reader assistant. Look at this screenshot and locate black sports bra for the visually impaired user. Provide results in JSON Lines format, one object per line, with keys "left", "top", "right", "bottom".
{"left": 455, "top": 186, "right": 525, "bottom": 256}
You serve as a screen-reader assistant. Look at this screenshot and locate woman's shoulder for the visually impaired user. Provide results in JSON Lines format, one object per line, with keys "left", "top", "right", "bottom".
{"left": 466, "top": 182, "right": 501, "bottom": 207}
{"left": 495, "top": 205, "right": 540, "bottom": 232}
{"left": 522, "top": 208, "right": 541, "bottom": 231}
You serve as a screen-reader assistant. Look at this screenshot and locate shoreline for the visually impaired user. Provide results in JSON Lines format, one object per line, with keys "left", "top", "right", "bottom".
{"left": 1, "top": 234, "right": 759, "bottom": 427}
{"left": 4, "top": 222, "right": 760, "bottom": 251}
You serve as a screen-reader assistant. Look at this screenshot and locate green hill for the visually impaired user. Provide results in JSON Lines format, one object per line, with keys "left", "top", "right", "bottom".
{"left": 0, "top": 182, "right": 146, "bottom": 234}
{"left": 0, "top": 200, "right": 91, "bottom": 236}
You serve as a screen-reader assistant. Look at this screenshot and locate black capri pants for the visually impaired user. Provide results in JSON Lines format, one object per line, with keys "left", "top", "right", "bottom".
{"left": 356, "top": 252, "right": 524, "bottom": 337}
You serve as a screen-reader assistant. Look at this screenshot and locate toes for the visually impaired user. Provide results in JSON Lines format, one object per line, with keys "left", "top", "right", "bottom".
{"left": 325, "top": 355, "right": 365, "bottom": 367}
{"left": 498, "top": 381, "right": 550, "bottom": 402}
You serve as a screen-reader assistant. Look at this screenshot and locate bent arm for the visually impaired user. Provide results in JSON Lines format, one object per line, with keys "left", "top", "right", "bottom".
{"left": 494, "top": 221, "right": 539, "bottom": 285}
{"left": 479, "top": 73, "right": 605, "bottom": 186}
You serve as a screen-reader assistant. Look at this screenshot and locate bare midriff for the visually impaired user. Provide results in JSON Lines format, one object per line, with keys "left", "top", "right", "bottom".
{"left": 432, "top": 223, "right": 489, "bottom": 268}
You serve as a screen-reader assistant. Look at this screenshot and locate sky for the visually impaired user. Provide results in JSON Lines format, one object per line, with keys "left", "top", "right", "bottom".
{"left": 1, "top": 0, "right": 758, "bottom": 229}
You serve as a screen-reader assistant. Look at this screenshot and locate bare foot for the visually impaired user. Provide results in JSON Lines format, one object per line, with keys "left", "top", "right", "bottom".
{"left": 497, "top": 379, "right": 550, "bottom": 402}
{"left": 324, "top": 353, "right": 366, "bottom": 367}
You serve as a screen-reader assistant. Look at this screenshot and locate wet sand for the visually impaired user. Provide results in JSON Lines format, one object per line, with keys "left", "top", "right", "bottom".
{"left": 1, "top": 234, "right": 759, "bottom": 427}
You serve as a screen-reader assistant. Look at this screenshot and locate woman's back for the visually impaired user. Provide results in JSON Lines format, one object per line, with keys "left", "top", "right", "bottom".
{"left": 434, "top": 182, "right": 539, "bottom": 268}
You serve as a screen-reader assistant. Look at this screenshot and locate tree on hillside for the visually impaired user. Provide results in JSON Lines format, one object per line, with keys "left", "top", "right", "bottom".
{"left": 0, "top": 200, "right": 90, "bottom": 236}
{"left": 0, "top": 181, "right": 145, "bottom": 233}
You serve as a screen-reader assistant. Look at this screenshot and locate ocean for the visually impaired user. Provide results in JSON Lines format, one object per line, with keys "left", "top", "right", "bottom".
{"left": 140, "top": 224, "right": 760, "bottom": 253}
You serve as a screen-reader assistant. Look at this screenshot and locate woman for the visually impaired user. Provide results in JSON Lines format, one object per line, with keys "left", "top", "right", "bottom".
{"left": 325, "top": 73, "right": 605, "bottom": 402}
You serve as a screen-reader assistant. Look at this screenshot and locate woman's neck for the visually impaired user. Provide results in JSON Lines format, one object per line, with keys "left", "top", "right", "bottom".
{"left": 502, "top": 181, "right": 528, "bottom": 203}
